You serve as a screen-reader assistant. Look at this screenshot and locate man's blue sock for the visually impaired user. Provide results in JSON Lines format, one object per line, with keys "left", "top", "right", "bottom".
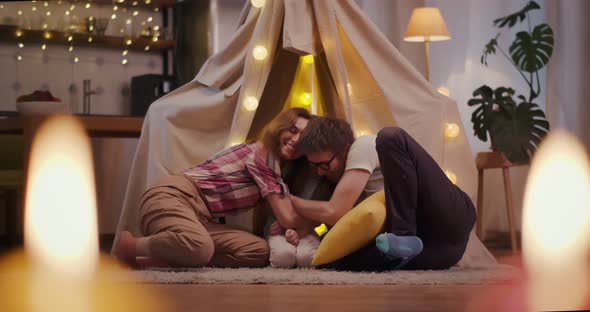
{"left": 375, "top": 233, "right": 423, "bottom": 269}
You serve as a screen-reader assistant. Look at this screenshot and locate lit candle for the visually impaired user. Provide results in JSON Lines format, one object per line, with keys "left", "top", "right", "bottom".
{"left": 522, "top": 130, "right": 590, "bottom": 311}
{"left": 466, "top": 130, "right": 590, "bottom": 312}
{"left": 0, "top": 115, "right": 165, "bottom": 312}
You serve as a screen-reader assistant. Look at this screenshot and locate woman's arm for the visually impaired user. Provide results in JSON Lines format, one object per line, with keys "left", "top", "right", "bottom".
{"left": 265, "top": 193, "right": 316, "bottom": 231}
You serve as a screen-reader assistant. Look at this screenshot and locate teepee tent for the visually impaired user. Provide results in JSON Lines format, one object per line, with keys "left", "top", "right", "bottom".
{"left": 114, "top": 0, "right": 495, "bottom": 267}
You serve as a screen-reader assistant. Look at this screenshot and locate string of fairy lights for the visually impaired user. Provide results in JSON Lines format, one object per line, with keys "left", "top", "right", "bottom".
{"left": 3, "top": 0, "right": 164, "bottom": 66}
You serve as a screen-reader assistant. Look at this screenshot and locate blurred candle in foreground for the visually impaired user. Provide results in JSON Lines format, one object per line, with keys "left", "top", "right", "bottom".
{"left": 0, "top": 115, "right": 165, "bottom": 312}
{"left": 522, "top": 130, "right": 590, "bottom": 311}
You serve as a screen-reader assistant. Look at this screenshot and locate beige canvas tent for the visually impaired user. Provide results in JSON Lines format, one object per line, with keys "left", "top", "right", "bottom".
{"left": 114, "top": 0, "right": 496, "bottom": 267}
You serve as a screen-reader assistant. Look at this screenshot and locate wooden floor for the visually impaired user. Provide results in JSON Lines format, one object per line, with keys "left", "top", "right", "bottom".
{"left": 154, "top": 284, "right": 490, "bottom": 312}
{"left": 147, "top": 245, "right": 517, "bottom": 312}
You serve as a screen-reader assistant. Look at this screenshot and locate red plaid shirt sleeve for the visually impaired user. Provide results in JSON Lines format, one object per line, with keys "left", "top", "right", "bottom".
{"left": 246, "top": 148, "right": 289, "bottom": 198}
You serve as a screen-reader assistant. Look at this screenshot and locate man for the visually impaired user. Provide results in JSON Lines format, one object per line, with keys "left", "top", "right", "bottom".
{"left": 289, "top": 117, "right": 476, "bottom": 271}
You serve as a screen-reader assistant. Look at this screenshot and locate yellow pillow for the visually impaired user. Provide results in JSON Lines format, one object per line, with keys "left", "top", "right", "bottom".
{"left": 311, "top": 190, "right": 386, "bottom": 266}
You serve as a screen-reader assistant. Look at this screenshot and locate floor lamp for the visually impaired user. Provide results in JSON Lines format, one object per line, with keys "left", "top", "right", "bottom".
{"left": 403, "top": 7, "right": 451, "bottom": 81}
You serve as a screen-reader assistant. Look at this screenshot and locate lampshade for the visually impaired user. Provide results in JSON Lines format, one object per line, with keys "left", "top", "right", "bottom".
{"left": 404, "top": 7, "right": 451, "bottom": 42}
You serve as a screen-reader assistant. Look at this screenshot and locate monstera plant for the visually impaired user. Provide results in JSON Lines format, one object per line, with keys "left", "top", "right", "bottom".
{"left": 468, "top": 1, "right": 552, "bottom": 164}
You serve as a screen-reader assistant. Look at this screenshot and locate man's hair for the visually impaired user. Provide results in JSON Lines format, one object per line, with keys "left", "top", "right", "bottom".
{"left": 297, "top": 116, "right": 354, "bottom": 154}
{"left": 258, "top": 107, "right": 313, "bottom": 157}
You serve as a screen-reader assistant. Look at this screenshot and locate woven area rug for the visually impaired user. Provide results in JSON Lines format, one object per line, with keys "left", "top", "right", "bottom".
{"left": 132, "top": 265, "right": 518, "bottom": 285}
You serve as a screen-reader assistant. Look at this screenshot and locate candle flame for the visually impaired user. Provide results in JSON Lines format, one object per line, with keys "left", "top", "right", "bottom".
{"left": 522, "top": 130, "right": 590, "bottom": 311}
{"left": 25, "top": 116, "right": 98, "bottom": 280}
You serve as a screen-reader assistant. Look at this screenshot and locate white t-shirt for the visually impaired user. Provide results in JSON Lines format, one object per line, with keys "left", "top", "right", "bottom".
{"left": 344, "top": 135, "right": 384, "bottom": 202}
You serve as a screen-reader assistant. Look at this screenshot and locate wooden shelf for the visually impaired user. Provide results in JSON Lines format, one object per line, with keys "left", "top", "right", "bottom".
{"left": 0, "top": 25, "right": 174, "bottom": 52}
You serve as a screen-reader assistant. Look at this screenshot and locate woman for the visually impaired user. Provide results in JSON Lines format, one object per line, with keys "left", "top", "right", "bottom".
{"left": 114, "top": 107, "right": 317, "bottom": 268}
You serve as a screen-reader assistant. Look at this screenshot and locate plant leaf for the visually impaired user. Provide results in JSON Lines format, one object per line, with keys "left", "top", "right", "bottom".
{"left": 489, "top": 100, "right": 550, "bottom": 164}
{"left": 481, "top": 35, "right": 499, "bottom": 66}
{"left": 493, "top": 1, "right": 541, "bottom": 28}
{"left": 467, "top": 85, "right": 496, "bottom": 142}
{"left": 509, "top": 24, "right": 554, "bottom": 72}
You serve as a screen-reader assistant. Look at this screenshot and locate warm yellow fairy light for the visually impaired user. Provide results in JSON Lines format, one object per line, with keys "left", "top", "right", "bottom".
{"left": 133, "top": 11, "right": 139, "bottom": 16}
{"left": 0, "top": 4, "right": 4, "bottom": 9}
{"left": 251, "top": 0, "right": 265, "bottom": 8}
{"left": 144, "top": 46, "right": 150, "bottom": 51}
{"left": 122, "top": 50, "right": 128, "bottom": 56}
{"left": 146, "top": 0, "right": 152, "bottom": 4}
{"left": 70, "top": 4, "right": 75, "bottom": 10}
{"left": 444, "top": 122, "right": 460, "bottom": 140}
{"left": 152, "top": 36, "right": 158, "bottom": 42}
{"left": 243, "top": 96, "right": 259, "bottom": 111}
{"left": 299, "top": 92, "right": 312, "bottom": 106}
{"left": 85, "top": 3, "right": 91, "bottom": 8}
{"left": 126, "top": 39, "right": 132, "bottom": 45}
{"left": 15, "top": 29, "right": 23, "bottom": 37}
{"left": 122, "top": 58, "right": 128, "bottom": 65}
{"left": 111, "top": 13, "right": 117, "bottom": 19}
{"left": 46, "top": 11, "right": 51, "bottom": 16}
{"left": 74, "top": 56, "right": 79, "bottom": 63}
{"left": 18, "top": 43, "right": 24, "bottom": 48}
{"left": 88, "top": 37, "right": 93, "bottom": 43}
{"left": 67, "top": 35, "right": 73, "bottom": 41}
{"left": 32, "top": 6, "right": 37, "bottom": 11}
{"left": 43, "top": 31, "right": 51, "bottom": 39}
{"left": 252, "top": 45, "right": 268, "bottom": 61}
{"left": 65, "top": 10, "right": 70, "bottom": 15}
{"left": 41, "top": 43, "right": 46, "bottom": 50}
{"left": 17, "top": 55, "right": 22, "bottom": 61}
{"left": 347, "top": 82, "right": 352, "bottom": 97}
{"left": 113, "top": 5, "right": 118, "bottom": 10}
{"left": 147, "top": 16, "right": 153, "bottom": 22}
{"left": 42, "top": 23, "right": 48, "bottom": 29}
{"left": 132, "top": 1, "right": 138, "bottom": 5}
{"left": 18, "top": 10, "right": 23, "bottom": 15}
{"left": 302, "top": 54, "right": 314, "bottom": 64}
{"left": 126, "top": 19, "right": 132, "bottom": 25}
{"left": 153, "top": 25, "right": 159, "bottom": 31}
{"left": 68, "top": 46, "right": 73, "bottom": 52}
{"left": 44, "top": 1, "right": 48, "bottom": 7}
{"left": 154, "top": 7, "right": 159, "bottom": 12}
{"left": 445, "top": 170, "right": 457, "bottom": 184}
{"left": 437, "top": 86, "right": 450, "bottom": 97}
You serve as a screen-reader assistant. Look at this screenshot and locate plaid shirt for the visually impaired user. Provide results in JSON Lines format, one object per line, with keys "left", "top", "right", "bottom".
{"left": 183, "top": 143, "right": 288, "bottom": 217}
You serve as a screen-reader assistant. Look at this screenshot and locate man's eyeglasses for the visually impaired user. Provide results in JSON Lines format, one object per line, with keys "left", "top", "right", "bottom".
{"left": 309, "top": 153, "right": 338, "bottom": 171}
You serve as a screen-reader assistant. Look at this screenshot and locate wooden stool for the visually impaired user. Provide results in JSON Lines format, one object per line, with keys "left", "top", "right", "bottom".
{"left": 475, "top": 151, "right": 525, "bottom": 253}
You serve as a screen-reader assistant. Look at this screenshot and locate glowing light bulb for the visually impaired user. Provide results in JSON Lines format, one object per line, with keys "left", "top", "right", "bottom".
{"left": 113, "top": 5, "right": 118, "bottom": 10}
{"left": 300, "top": 92, "right": 312, "bottom": 106}
{"left": 18, "top": 43, "right": 24, "bottom": 48}
{"left": 437, "top": 86, "right": 450, "bottom": 97}
{"left": 65, "top": 10, "right": 70, "bottom": 15}
{"left": 347, "top": 82, "right": 352, "bottom": 97}
{"left": 251, "top": 0, "right": 265, "bottom": 8}
{"left": 133, "top": 11, "right": 138, "bottom": 16}
{"left": 41, "top": 44, "right": 46, "bottom": 50}
{"left": 243, "top": 96, "right": 259, "bottom": 111}
{"left": 16, "top": 55, "right": 23, "bottom": 61}
{"left": 444, "top": 123, "right": 460, "bottom": 140}
{"left": 46, "top": 11, "right": 51, "bottom": 16}
{"left": 445, "top": 170, "right": 457, "bottom": 184}
{"left": 18, "top": 10, "right": 23, "bottom": 15}
{"left": 147, "top": 16, "right": 153, "bottom": 22}
{"left": 126, "top": 39, "right": 132, "bottom": 45}
{"left": 74, "top": 56, "right": 79, "bottom": 63}
{"left": 88, "top": 37, "right": 93, "bottom": 43}
{"left": 252, "top": 45, "right": 268, "bottom": 61}
{"left": 122, "top": 50, "right": 128, "bottom": 56}
{"left": 15, "top": 29, "right": 23, "bottom": 37}
{"left": 85, "top": 3, "right": 91, "bottom": 8}
{"left": 67, "top": 35, "right": 73, "bottom": 42}
{"left": 302, "top": 54, "right": 314, "bottom": 64}
{"left": 126, "top": 19, "right": 132, "bottom": 25}
{"left": 144, "top": 46, "right": 150, "bottom": 51}
{"left": 122, "top": 58, "right": 128, "bottom": 65}
{"left": 111, "top": 13, "right": 117, "bottom": 19}
{"left": 68, "top": 46, "right": 73, "bottom": 52}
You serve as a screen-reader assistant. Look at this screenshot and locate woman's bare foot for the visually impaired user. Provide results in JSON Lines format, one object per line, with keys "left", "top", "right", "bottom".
{"left": 112, "top": 231, "right": 138, "bottom": 268}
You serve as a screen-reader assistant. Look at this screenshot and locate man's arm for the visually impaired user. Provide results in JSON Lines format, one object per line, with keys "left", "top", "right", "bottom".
{"left": 291, "top": 169, "right": 371, "bottom": 226}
